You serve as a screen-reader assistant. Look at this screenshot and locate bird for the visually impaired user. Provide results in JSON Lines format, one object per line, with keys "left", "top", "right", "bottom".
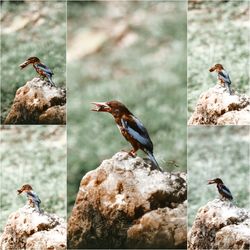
{"left": 209, "top": 64, "right": 232, "bottom": 95}
{"left": 208, "top": 178, "right": 233, "bottom": 200}
{"left": 91, "top": 100, "right": 162, "bottom": 172}
{"left": 19, "top": 57, "right": 55, "bottom": 86}
{"left": 17, "top": 184, "right": 42, "bottom": 213}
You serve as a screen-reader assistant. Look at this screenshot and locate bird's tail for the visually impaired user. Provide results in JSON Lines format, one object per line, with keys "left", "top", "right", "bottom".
{"left": 47, "top": 75, "right": 55, "bottom": 86}
{"left": 225, "top": 82, "right": 232, "bottom": 95}
{"left": 35, "top": 201, "right": 41, "bottom": 213}
{"left": 146, "top": 151, "right": 163, "bottom": 172}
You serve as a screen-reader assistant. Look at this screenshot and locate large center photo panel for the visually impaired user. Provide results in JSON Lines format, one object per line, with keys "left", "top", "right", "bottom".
{"left": 67, "top": 2, "right": 187, "bottom": 249}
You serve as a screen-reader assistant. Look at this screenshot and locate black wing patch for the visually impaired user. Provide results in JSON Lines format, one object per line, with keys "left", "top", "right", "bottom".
{"left": 220, "top": 184, "right": 233, "bottom": 199}
{"left": 219, "top": 70, "right": 231, "bottom": 84}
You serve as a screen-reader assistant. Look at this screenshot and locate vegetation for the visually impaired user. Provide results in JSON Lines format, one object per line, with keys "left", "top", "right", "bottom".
{"left": 188, "top": 126, "right": 250, "bottom": 228}
{"left": 1, "top": 1, "right": 66, "bottom": 122}
{"left": 0, "top": 126, "right": 66, "bottom": 233}
{"left": 67, "top": 2, "right": 187, "bottom": 215}
{"left": 188, "top": 1, "right": 250, "bottom": 117}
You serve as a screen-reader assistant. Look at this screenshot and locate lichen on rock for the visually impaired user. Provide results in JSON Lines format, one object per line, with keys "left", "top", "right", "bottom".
{"left": 67, "top": 152, "right": 187, "bottom": 249}
{"left": 4, "top": 77, "right": 66, "bottom": 124}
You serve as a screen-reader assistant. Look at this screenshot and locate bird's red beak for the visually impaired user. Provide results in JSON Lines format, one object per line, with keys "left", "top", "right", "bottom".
{"left": 207, "top": 179, "right": 215, "bottom": 185}
{"left": 17, "top": 189, "right": 23, "bottom": 195}
{"left": 19, "top": 60, "right": 30, "bottom": 69}
{"left": 209, "top": 66, "right": 215, "bottom": 72}
{"left": 91, "top": 102, "right": 111, "bottom": 112}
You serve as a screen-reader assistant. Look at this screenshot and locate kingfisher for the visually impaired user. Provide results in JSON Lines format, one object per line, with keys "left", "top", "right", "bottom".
{"left": 91, "top": 100, "right": 162, "bottom": 172}
{"left": 209, "top": 63, "right": 232, "bottom": 95}
{"left": 17, "top": 184, "right": 41, "bottom": 213}
{"left": 19, "top": 56, "right": 55, "bottom": 86}
{"left": 208, "top": 178, "right": 233, "bottom": 200}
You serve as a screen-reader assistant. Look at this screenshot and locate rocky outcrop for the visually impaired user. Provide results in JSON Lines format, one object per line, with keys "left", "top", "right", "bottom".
{"left": 188, "top": 199, "right": 250, "bottom": 250}
{"left": 0, "top": 205, "right": 66, "bottom": 250}
{"left": 68, "top": 152, "right": 187, "bottom": 249}
{"left": 188, "top": 85, "right": 250, "bottom": 125}
{"left": 4, "top": 78, "right": 66, "bottom": 125}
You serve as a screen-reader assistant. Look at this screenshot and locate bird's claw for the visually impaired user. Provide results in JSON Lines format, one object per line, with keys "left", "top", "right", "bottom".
{"left": 128, "top": 150, "right": 137, "bottom": 158}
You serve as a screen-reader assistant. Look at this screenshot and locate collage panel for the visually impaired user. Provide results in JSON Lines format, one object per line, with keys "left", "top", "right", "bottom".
{"left": 187, "top": 126, "right": 250, "bottom": 249}
{"left": 0, "top": 125, "right": 67, "bottom": 249}
{"left": 0, "top": 1, "right": 249, "bottom": 250}
{"left": 67, "top": 1, "right": 187, "bottom": 249}
{"left": 188, "top": 0, "right": 250, "bottom": 125}
{"left": 1, "top": 1, "right": 66, "bottom": 125}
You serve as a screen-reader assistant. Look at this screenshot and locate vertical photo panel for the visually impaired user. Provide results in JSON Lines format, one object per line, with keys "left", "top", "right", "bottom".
{"left": 188, "top": 126, "right": 250, "bottom": 249}
{"left": 0, "top": 125, "right": 67, "bottom": 249}
{"left": 67, "top": 1, "right": 187, "bottom": 249}
{"left": 1, "top": 1, "right": 66, "bottom": 125}
{"left": 188, "top": 1, "right": 250, "bottom": 125}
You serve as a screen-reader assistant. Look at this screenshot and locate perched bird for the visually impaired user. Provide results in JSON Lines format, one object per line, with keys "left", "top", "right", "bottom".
{"left": 209, "top": 64, "right": 232, "bottom": 95}
{"left": 17, "top": 184, "right": 41, "bottom": 213}
{"left": 91, "top": 100, "right": 162, "bottom": 172}
{"left": 208, "top": 178, "right": 233, "bottom": 200}
{"left": 19, "top": 57, "right": 55, "bottom": 86}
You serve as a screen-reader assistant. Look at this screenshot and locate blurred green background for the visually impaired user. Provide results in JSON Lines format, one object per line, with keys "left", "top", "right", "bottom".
{"left": 188, "top": 126, "right": 250, "bottom": 228}
{"left": 188, "top": 1, "right": 250, "bottom": 117}
{"left": 0, "top": 126, "right": 67, "bottom": 233}
{"left": 1, "top": 1, "right": 66, "bottom": 123}
{"left": 67, "top": 2, "right": 187, "bottom": 215}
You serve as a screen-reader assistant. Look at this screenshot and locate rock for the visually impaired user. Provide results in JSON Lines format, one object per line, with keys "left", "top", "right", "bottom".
{"left": 188, "top": 199, "right": 250, "bottom": 250}
{"left": 217, "top": 106, "right": 250, "bottom": 125}
{"left": 188, "top": 84, "right": 250, "bottom": 125}
{"left": 67, "top": 152, "right": 187, "bottom": 249}
{"left": 4, "top": 78, "right": 66, "bottom": 125}
{"left": 0, "top": 205, "right": 66, "bottom": 250}
{"left": 127, "top": 202, "right": 187, "bottom": 249}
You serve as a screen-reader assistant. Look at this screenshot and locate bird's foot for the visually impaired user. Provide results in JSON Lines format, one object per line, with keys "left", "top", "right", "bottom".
{"left": 128, "top": 150, "right": 137, "bottom": 158}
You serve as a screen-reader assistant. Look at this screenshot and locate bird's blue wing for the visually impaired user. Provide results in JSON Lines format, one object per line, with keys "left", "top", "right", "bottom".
{"left": 121, "top": 116, "right": 153, "bottom": 152}
{"left": 36, "top": 63, "right": 53, "bottom": 76}
{"left": 27, "top": 191, "right": 41, "bottom": 204}
{"left": 220, "top": 184, "right": 233, "bottom": 199}
{"left": 219, "top": 70, "right": 231, "bottom": 84}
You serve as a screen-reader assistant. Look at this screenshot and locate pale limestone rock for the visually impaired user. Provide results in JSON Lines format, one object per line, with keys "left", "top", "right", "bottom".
{"left": 68, "top": 151, "right": 187, "bottom": 249}
{"left": 188, "top": 84, "right": 250, "bottom": 125}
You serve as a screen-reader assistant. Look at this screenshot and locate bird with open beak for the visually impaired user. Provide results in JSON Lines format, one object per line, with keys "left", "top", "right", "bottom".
{"left": 91, "top": 100, "right": 162, "bottom": 172}
{"left": 208, "top": 178, "right": 233, "bottom": 200}
{"left": 209, "top": 63, "right": 232, "bottom": 95}
{"left": 17, "top": 184, "right": 41, "bottom": 213}
{"left": 19, "top": 56, "right": 55, "bottom": 86}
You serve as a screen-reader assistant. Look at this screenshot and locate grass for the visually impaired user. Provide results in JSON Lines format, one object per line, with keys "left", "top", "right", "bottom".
{"left": 67, "top": 2, "right": 187, "bottom": 215}
{"left": 0, "top": 126, "right": 67, "bottom": 233}
{"left": 188, "top": 126, "right": 250, "bottom": 228}
{"left": 188, "top": 1, "right": 250, "bottom": 117}
{"left": 1, "top": 1, "right": 66, "bottom": 123}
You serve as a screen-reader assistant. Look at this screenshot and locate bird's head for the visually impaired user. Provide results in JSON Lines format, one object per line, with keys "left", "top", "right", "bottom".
{"left": 209, "top": 64, "right": 224, "bottom": 72}
{"left": 207, "top": 178, "right": 223, "bottom": 185}
{"left": 91, "top": 100, "right": 131, "bottom": 118}
{"left": 17, "top": 184, "right": 33, "bottom": 194}
{"left": 19, "top": 57, "right": 41, "bottom": 69}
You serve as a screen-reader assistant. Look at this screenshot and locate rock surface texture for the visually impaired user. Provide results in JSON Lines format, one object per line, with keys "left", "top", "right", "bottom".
{"left": 188, "top": 199, "right": 250, "bottom": 250}
{"left": 188, "top": 85, "right": 250, "bottom": 125}
{"left": 68, "top": 152, "right": 187, "bottom": 249}
{"left": 4, "top": 78, "right": 66, "bottom": 124}
{"left": 0, "top": 205, "right": 66, "bottom": 250}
